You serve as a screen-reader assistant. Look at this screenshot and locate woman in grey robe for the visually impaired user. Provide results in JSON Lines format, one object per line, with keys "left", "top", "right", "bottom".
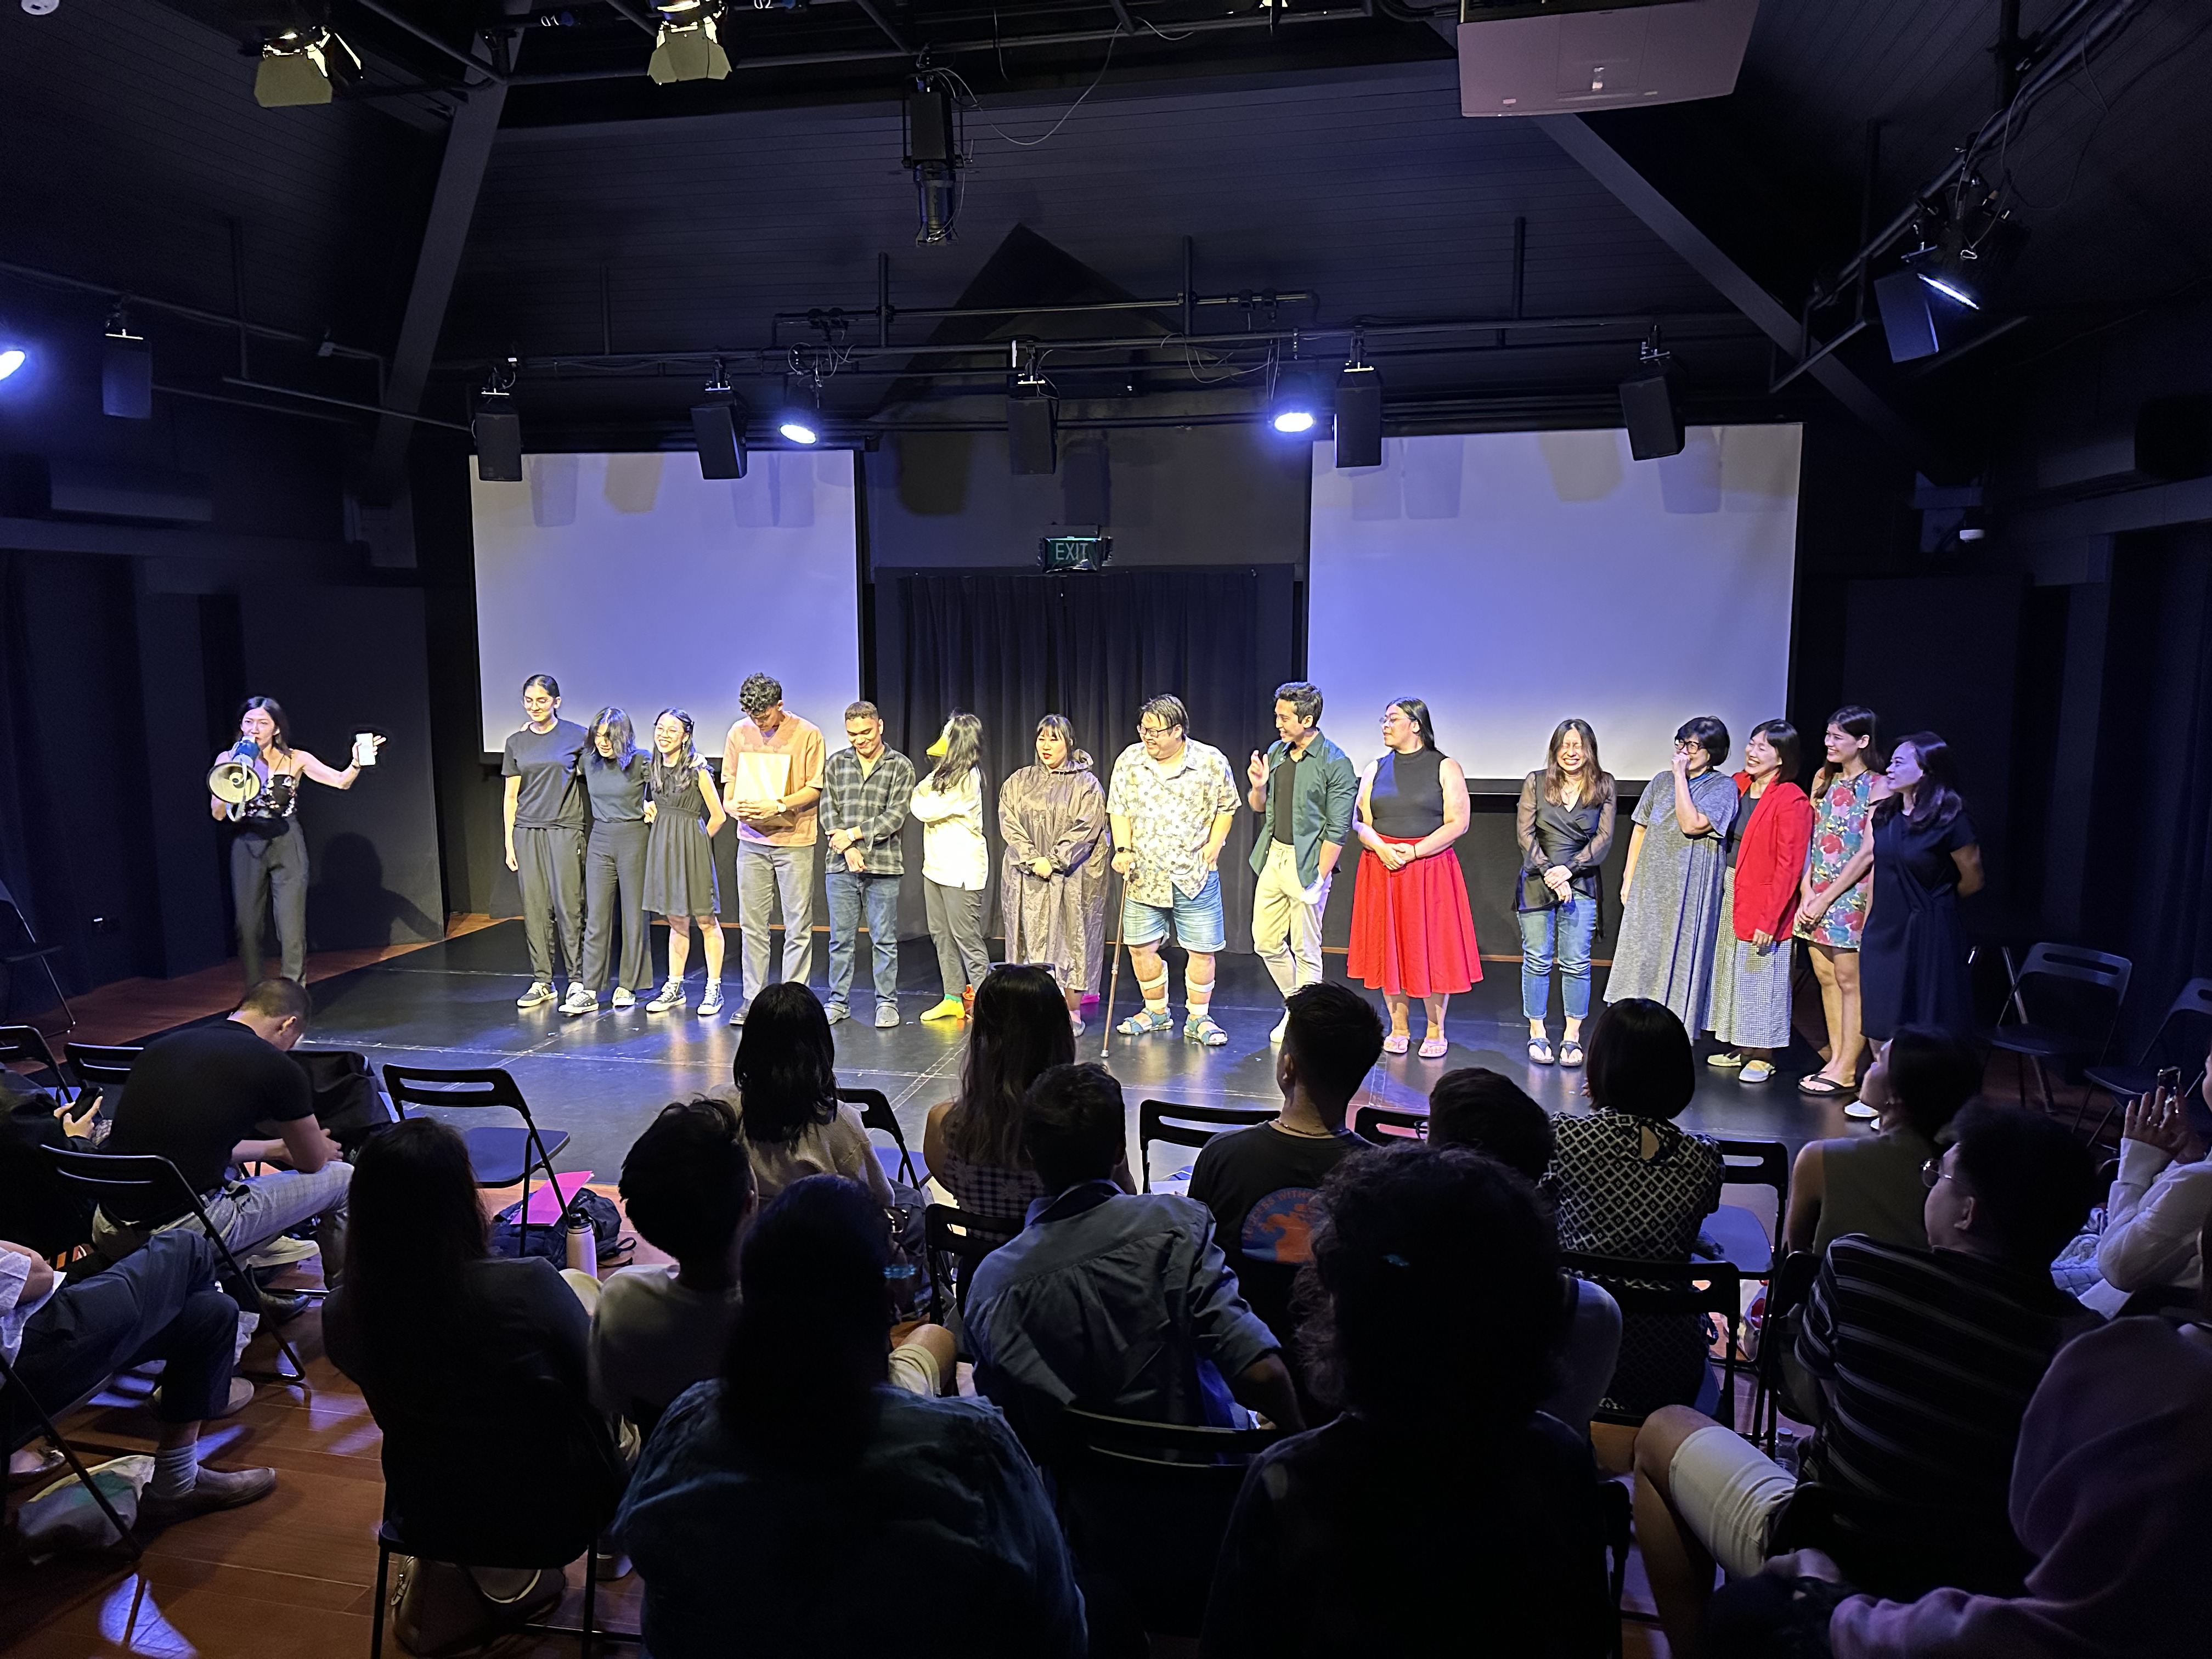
{"left": 1604, "top": 716, "right": 1740, "bottom": 1032}
{"left": 998, "top": 715, "right": 1110, "bottom": 1034}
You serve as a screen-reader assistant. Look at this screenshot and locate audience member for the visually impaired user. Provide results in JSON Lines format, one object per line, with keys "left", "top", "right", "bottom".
{"left": 1202, "top": 1146, "right": 1613, "bottom": 1657}
{"left": 591, "top": 1098, "right": 758, "bottom": 1434}
{"left": 96, "top": 978, "right": 349, "bottom": 1310}
{"left": 2084, "top": 1037, "right": 2212, "bottom": 1314}
{"left": 1, "top": 1066, "right": 93, "bottom": 1260}
{"left": 1189, "top": 980, "right": 1380, "bottom": 1364}
{"left": 325, "top": 1119, "right": 629, "bottom": 1572}
{"left": 617, "top": 1176, "right": 1085, "bottom": 1659}
{"left": 1428, "top": 1066, "right": 1623, "bottom": 1430}
{"left": 967, "top": 1062, "right": 1301, "bottom": 1451}
{"left": 1630, "top": 1103, "right": 2102, "bottom": 1658}
{"left": 924, "top": 963, "right": 1128, "bottom": 1221}
{"left": 1784, "top": 1026, "right": 1983, "bottom": 1255}
{"left": 1549, "top": 997, "right": 1724, "bottom": 1415}
{"left": 2, "top": 1231, "right": 270, "bottom": 1522}
{"left": 715, "top": 982, "right": 892, "bottom": 1205}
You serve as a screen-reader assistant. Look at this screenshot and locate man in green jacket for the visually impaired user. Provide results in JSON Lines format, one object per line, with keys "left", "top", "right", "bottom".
{"left": 1245, "top": 681, "right": 1359, "bottom": 1046}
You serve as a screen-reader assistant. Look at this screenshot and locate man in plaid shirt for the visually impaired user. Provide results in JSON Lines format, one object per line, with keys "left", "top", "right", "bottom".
{"left": 821, "top": 701, "right": 916, "bottom": 1028}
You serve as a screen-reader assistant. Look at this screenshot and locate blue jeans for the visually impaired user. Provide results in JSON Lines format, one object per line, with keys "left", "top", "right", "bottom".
{"left": 1518, "top": 893, "right": 1597, "bottom": 1021}
{"left": 825, "top": 867, "right": 900, "bottom": 1013}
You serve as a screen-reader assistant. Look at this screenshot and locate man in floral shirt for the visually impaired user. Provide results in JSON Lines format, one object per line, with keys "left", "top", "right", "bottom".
{"left": 1107, "top": 694, "right": 1240, "bottom": 1046}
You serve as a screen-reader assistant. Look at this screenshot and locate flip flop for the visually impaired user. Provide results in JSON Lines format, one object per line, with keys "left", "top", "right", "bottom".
{"left": 1558, "top": 1041, "right": 1585, "bottom": 1069}
{"left": 1797, "top": 1074, "right": 1856, "bottom": 1098}
{"left": 1383, "top": 1033, "right": 1411, "bottom": 1056}
{"left": 1418, "top": 1036, "right": 1449, "bottom": 1060}
{"left": 1527, "top": 1038, "right": 1556, "bottom": 1065}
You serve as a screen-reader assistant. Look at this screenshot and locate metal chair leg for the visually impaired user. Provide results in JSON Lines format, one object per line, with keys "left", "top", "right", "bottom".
{"left": 581, "top": 1553, "right": 598, "bottom": 1659}
{"left": 0, "top": 1348, "right": 143, "bottom": 1561}
{"left": 370, "top": 1539, "right": 390, "bottom": 1658}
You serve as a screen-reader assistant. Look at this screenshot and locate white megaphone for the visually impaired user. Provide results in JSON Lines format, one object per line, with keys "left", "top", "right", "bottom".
{"left": 208, "top": 740, "right": 260, "bottom": 821}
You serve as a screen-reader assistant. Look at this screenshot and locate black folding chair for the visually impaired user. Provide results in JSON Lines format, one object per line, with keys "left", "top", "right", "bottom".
{"left": 922, "top": 1204, "right": 1020, "bottom": 1335}
{"left": 65, "top": 1041, "right": 142, "bottom": 1119}
{"left": 1563, "top": 1251, "right": 1747, "bottom": 1432}
{"left": 370, "top": 1516, "right": 638, "bottom": 1659}
{"left": 1, "top": 1024, "right": 74, "bottom": 1104}
{"left": 1136, "top": 1099, "right": 1276, "bottom": 1193}
{"left": 1745, "top": 1249, "right": 1821, "bottom": 1455}
{"left": 838, "top": 1086, "right": 919, "bottom": 1186}
{"left": 1989, "top": 943, "right": 2132, "bottom": 1122}
{"left": 1349, "top": 1104, "right": 1427, "bottom": 1146}
{"left": 1, "top": 1343, "right": 144, "bottom": 1560}
{"left": 0, "top": 875, "right": 72, "bottom": 1031}
{"left": 2083, "top": 976, "right": 2212, "bottom": 1143}
{"left": 382, "top": 1066, "right": 576, "bottom": 1257}
{"left": 1705, "top": 1138, "right": 1791, "bottom": 1286}
{"left": 39, "top": 1145, "right": 310, "bottom": 1387}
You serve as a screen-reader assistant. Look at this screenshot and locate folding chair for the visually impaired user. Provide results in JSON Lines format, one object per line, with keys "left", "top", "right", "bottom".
{"left": 922, "top": 1204, "right": 1020, "bottom": 1334}
{"left": 381, "top": 1066, "right": 576, "bottom": 1258}
{"left": 1705, "top": 1138, "right": 1791, "bottom": 1286}
{"left": 1743, "top": 1249, "right": 1821, "bottom": 1455}
{"left": 0, "top": 876, "right": 71, "bottom": 1032}
{"left": 1136, "top": 1099, "right": 1276, "bottom": 1193}
{"left": 1349, "top": 1104, "right": 1427, "bottom": 1147}
{"left": 1989, "top": 944, "right": 2132, "bottom": 1122}
{"left": 2082, "top": 977, "right": 2212, "bottom": 1143}
{"left": 39, "top": 1145, "right": 311, "bottom": 1388}
{"left": 0, "top": 1343, "right": 144, "bottom": 1561}
{"left": 1562, "top": 1251, "right": 1747, "bottom": 1432}
{"left": 65, "top": 1041, "right": 142, "bottom": 1120}
{"left": 837, "top": 1086, "right": 919, "bottom": 1186}
{"left": 0, "top": 1024, "right": 74, "bottom": 1104}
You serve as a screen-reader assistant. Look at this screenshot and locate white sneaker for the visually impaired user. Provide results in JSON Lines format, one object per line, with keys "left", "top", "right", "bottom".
{"left": 698, "top": 983, "right": 726, "bottom": 1018}
{"left": 1843, "top": 1099, "right": 1879, "bottom": 1121}
{"left": 1070, "top": 1013, "right": 1086, "bottom": 1037}
{"left": 1270, "top": 1014, "right": 1289, "bottom": 1045}
{"left": 560, "top": 985, "right": 598, "bottom": 1018}
{"left": 612, "top": 986, "right": 636, "bottom": 1010}
{"left": 645, "top": 980, "right": 687, "bottom": 1014}
{"left": 517, "top": 981, "right": 555, "bottom": 1010}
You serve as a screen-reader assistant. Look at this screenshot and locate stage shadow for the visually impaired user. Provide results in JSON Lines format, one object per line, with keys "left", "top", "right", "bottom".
{"left": 309, "top": 832, "right": 439, "bottom": 951}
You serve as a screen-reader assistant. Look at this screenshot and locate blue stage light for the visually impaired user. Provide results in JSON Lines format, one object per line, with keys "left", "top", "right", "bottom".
{"left": 1272, "top": 407, "right": 1316, "bottom": 434}
{"left": 0, "top": 347, "right": 25, "bottom": 381}
{"left": 778, "top": 417, "right": 819, "bottom": 445}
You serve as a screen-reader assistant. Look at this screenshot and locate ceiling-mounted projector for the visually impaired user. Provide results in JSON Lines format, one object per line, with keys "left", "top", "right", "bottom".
{"left": 1458, "top": 0, "right": 1762, "bottom": 118}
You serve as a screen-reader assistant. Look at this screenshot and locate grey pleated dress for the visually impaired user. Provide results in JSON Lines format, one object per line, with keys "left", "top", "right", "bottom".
{"left": 1603, "top": 768, "right": 1739, "bottom": 1030}
{"left": 643, "top": 762, "right": 720, "bottom": 918}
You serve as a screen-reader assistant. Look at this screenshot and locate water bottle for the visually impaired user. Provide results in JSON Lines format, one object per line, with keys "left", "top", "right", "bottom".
{"left": 564, "top": 1209, "right": 596, "bottom": 1279}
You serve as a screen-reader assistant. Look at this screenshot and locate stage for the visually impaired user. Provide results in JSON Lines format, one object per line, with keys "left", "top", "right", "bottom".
{"left": 196, "top": 921, "right": 1863, "bottom": 1182}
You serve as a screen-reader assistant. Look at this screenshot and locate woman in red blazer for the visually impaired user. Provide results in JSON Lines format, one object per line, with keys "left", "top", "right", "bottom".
{"left": 1706, "top": 721, "right": 1815, "bottom": 1085}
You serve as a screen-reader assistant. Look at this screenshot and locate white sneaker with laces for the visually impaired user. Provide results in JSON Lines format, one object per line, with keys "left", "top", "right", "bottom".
{"left": 517, "top": 981, "right": 555, "bottom": 1011}
{"left": 560, "top": 985, "right": 598, "bottom": 1017}
{"left": 645, "top": 980, "right": 687, "bottom": 1014}
{"left": 698, "top": 983, "right": 726, "bottom": 1018}
{"left": 612, "top": 986, "right": 636, "bottom": 1009}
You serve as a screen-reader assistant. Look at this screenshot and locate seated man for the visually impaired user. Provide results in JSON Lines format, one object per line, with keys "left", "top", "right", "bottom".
{"left": 3, "top": 1231, "right": 273, "bottom": 1522}
{"left": 97, "top": 978, "right": 349, "bottom": 1313}
{"left": 1427, "top": 1066, "right": 1622, "bottom": 1431}
{"left": 1188, "top": 980, "right": 1380, "bottom": 1367}
{"left": 967, "top": 1063, "right": 1302, "bottom": 1451}
{"left": 1629, "top": 1102, "right": 2102, "bottom": 1659}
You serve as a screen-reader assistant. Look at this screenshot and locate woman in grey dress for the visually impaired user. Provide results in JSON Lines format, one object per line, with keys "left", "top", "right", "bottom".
{"left": 1604, "top": 716, "right": 1739, "bottom": 1031}
{"left": 642, "top": 708, "right": 729, "bottom": 1018}
{"left": 997, "top": 715, "right": 1111, "bottom": 1035}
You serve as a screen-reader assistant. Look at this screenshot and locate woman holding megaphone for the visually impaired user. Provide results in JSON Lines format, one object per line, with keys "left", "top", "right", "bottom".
{"left": 210, "top": 695, "right": 384, "bottom": 985}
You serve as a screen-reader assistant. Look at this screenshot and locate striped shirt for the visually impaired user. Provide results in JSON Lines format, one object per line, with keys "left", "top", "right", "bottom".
{"left": 1796, "top": 1235, "right": 2100, "bottom": 1537}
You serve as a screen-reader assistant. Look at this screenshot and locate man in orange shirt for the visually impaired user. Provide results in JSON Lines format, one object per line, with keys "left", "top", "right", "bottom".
{"left": 720, "top": 673, "right": 826, "bottom": 1024}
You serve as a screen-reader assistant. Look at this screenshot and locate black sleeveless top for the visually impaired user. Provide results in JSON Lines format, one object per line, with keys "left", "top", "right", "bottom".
{"left": 1368, "top": 749, "right": 1446, "bottom": 838}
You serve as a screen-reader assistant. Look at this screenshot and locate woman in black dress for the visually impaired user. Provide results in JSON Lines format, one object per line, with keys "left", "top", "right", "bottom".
{"left": 1859, "top": 731, "right": 1985, "bottom": 1043}
{"left": 642, "top": 709, "right": 730, "bottom": 1018}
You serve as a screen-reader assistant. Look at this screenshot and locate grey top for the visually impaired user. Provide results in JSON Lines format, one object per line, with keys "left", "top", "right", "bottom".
{"left": 583, "top": 752, "right": 648, "bottom": 823}
{"left": 1367, "top": 747, "right": 1444, "bottom": 839}
{"left": 1811, "top": 1126, "right": 1940, "bottom": 1257}
{"left": 1602, "top": 767, "right": 1739, "bottom": 1029}
{"left": 503, "top": 720, "right": 590, "bottom": 830}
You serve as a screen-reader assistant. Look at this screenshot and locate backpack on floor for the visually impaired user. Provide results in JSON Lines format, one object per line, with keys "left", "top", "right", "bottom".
{"left": 488, "top": 1187, "right": 628, "bottom": 1266}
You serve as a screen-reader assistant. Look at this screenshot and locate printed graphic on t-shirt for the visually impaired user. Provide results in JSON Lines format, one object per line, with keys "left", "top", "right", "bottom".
{"left": 1240, "top": 1187, "right": 1325, "bottom": 1263}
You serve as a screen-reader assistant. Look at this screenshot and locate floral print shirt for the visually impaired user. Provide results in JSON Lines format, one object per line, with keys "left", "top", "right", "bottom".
{"left": 1796, "top": 770, "right": 1875, "bottom": 948}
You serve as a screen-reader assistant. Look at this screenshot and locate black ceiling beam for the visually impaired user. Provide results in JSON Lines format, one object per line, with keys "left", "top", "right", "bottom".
{"left": 346, "top": 0, "right": 506, "bottom": 83}
{"left": 602, "top": 0, "right": 663, "bottom": 35}
{"left": 851, "top": 0, "right": 913, "bottom": 55}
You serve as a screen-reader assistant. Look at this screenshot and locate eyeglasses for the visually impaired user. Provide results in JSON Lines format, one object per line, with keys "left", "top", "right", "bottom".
{"left": 1919, "top": 1157, "right": 1955, "bottom": 1190}
{"left": 1137, "top": 724, "right": 1176, "bottom": 740}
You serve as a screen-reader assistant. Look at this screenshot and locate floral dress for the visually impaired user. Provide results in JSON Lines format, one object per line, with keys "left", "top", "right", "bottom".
{"left": 1795, "top": 771, "right": 1875, "bottom": 950}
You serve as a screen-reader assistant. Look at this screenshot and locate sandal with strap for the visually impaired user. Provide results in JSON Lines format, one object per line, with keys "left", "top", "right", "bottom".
{"left": 1183, "top": 1015, "right": 1229, "bottom": 1047}
{"left": 1739, "top": 1060, "right": 1776, "bottom": 1084}
{"left": 1384, "top": 1033, "right": 1411, "bottom": 1057}
{"left": 1558, "top": 1040, "right": 1585, "bottom": 1069}
{"left": 1117, "top": 1008, "right": 1175, "bottom": 1037}
{"left": 1527, "top": 1038, "right": 1556, "bottom": 1065}
{"left": 1797, "top": 1074, "right": 1855, "bottom": 1098}
{"left": 1418, "top": 1036, "right": 1449, "bottom": 1060}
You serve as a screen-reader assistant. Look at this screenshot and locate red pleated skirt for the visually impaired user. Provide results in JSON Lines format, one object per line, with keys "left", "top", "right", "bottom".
{"left": 1347, "top": 837, "right": 1482, "bottom": 997}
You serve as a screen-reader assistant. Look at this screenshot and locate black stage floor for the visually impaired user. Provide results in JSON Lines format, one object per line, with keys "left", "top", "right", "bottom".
{"left": 258, "top": 921, "right": 1860, "bottom": 1187}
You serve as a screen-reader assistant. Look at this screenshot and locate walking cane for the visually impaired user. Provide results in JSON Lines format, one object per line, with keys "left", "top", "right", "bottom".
{"left": 1098, "top": 866, "right": 1126, "bottom": 1060}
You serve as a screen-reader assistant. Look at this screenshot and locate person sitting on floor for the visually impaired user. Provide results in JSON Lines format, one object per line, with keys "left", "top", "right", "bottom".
{"left": 1784, "top": 1025, "right": 1982, "bottom": 1256}
{"left": 923, "top": 963, "right": 1130, "bottom": 1222}
{"left": 617, "top": 1175, "right": 1085, "bottom": 1659}
{"left": 1189, "top": 980, "right": 1381, "bottom": 1375}
{"left": 2, "top": 1231, "right": 271, "bottom": 1523}
{"left": 967, "top": 1062, "right": 1302, "bottom": 1453}
{"left": 325, "top": 1119, "right": 630, "bottom": 1579}
{"left": 95, "top": 977, "right": 349, "bottom": 1317}
{"left": 1629, "top": 1102, "right": 2103, "bottom": 1659}
{"left": 1427, "top": 1066, "right": 1622, "bottom": 1430}
{"left": 1201, "top": 1146, "right": 1614, "bottom": 1658}
{"left": 713, "top": 983, "right": 893, "bottom": 1206}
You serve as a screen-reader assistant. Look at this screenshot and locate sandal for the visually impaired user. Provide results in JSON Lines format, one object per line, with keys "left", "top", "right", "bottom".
{"left": 1418, "top": 1036, "right": 1449, "bottom": 1060}
{"left": 1183, "top": 1015, "right": 1228, "bottom": 1047}
{"left": 1706, "top": 1050, "right": 1746, "bottom": 1070}
{"left": 1739, "top": 1060, "right": 1776, "bottom": 1085}
{"left": 1558, "top": 1040, "right": 1585, "bottom": 1069}
{"left": 1527, "top": 1038, "right": 1556, "bottom": 1065}
{"left": 1117, "top": 1008, "right": 1174, "bottom": 1037}
{"left": 1383, "top": 1033, "right": 1411, "bottom": 1056}
{"left": 1796, "top": 1074, "right": 1856, "bottom": 1098}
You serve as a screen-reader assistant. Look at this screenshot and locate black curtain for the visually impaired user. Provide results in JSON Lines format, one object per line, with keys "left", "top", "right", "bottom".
{"left": 897, "top": 567, "right": 1294, "bottom": 951}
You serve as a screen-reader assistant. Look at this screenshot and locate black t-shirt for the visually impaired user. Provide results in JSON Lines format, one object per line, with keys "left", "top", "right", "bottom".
{"left": 1188, "top": 1122, "right": 1361, "bottom": 1349}
{"left": 106, "top": 1024, "right": 314, "bottom": 1222}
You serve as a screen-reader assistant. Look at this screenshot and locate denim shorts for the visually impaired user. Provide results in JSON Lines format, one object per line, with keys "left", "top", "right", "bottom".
{"left": 1123, "top": 869, "right": 1226, "bottom": 953}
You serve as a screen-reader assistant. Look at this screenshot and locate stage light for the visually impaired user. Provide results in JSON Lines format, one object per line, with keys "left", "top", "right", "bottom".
{"left": 254, "top": 27, "right": 359, "bottom": 107}
{"left": 103, "top": 306, "right": 151, "bottom": 419}
{"left": 0, "top": 348, "right": 24, "bottom": 381}
{"left": 1007, "top": 357, "right": 1057, "bottom": 475}
{"left": 649, "top": 2, "right": 729, "bottom": 83}
{"left": 1272, "top": 407, "right": 1315, "bottom": 434}
{"left": 778, "top": 417, "right": 818, "bottom": 444}
{"left": 1335, "top": 341, "right": 1382, "bottom": 467}
{"left": 904, "top": 75, "right": 964, "bottom": 245}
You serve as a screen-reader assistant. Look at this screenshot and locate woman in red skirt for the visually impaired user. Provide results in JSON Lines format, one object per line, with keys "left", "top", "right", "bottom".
{"left": 1348, "top": 698, "right": 1480, "bottom": 1058}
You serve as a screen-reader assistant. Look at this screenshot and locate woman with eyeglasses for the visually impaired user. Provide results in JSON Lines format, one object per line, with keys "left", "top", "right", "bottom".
{"left": 641, "top": 709, "right": 730, "bottom": 1018}
{"left": 567, "top": 708, "right": 652, "bottom": 1017}
{"left": 1604, "top": 717, "right": 1738, "bottom": 1033}
{"left": 1859, "top": 732, "right": 1984, "bottom": 1045}
{"left": 998, "top": 715, "right": 1110, "bottom": 1035}
{"left": 1706, "top": 720, "right": 1814, "bottom": 1086}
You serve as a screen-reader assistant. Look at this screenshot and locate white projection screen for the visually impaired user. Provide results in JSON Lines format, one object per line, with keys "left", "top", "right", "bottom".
{"left": 1308, "top": 425, "right": 1801, "bottom": 783}
{"left": 470, "top": 450, "right": 861, "bottom": 754}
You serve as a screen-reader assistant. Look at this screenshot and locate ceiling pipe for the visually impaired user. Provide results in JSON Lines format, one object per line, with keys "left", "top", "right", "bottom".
{"left": 347, "top": 0, "right": 507, "bottom": 83}
{"left": 0, "top": 256, "right": 387, "bottom": 371}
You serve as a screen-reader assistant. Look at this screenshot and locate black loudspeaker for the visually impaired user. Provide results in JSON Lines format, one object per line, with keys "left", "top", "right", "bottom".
{"left": 2135, "top": 396, "right": 2212, "bottom": 482}
{"left": 1618, "top": 372, "right": 1685, "bottom": 461}
{"left": 473, "top": 409, "right": 523, "bottom": 482}
{"left": 1008, "top": 392, "right": 1057, "bottom": 475}
{"left": 691, "top": 403, "right": 748, "bottom": 479}
{"left": 1335, "top": 364, "right": 1383, "bottom": 469}
{"left": 1873, "top": 270, "right": 1941, "bottom": 362}
{"left": 101, "top": 342, "right": 153, "bottom": 420}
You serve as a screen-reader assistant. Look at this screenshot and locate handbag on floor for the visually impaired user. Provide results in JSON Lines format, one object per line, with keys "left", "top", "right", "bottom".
{"left": 390, "top": 1557, "right": 565, "bottom": 1658}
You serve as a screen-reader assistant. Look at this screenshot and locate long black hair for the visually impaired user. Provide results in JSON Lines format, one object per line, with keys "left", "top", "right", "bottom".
{"left": 340, "top": 1118, "right": 487, "bottom": 1345}
{"left": 950, "top": 964, "right": 1075, "bottom": 1168}
{"left": 732, "top": 981, "right": 839, "bottom": 1147}
{"left": 1387, "top": 697, "right": 1440, "bottom": 754}
{"left": 1875, "top": 730, "right": 1966, "bottom": 830}
{"left": 238, "top": 696, "right": 293, "bottom": 755}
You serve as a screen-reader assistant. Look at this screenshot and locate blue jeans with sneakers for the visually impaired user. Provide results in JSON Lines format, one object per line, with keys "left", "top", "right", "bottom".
{"left": 825, "top": 867, "right": 900, "bottom": 1015}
